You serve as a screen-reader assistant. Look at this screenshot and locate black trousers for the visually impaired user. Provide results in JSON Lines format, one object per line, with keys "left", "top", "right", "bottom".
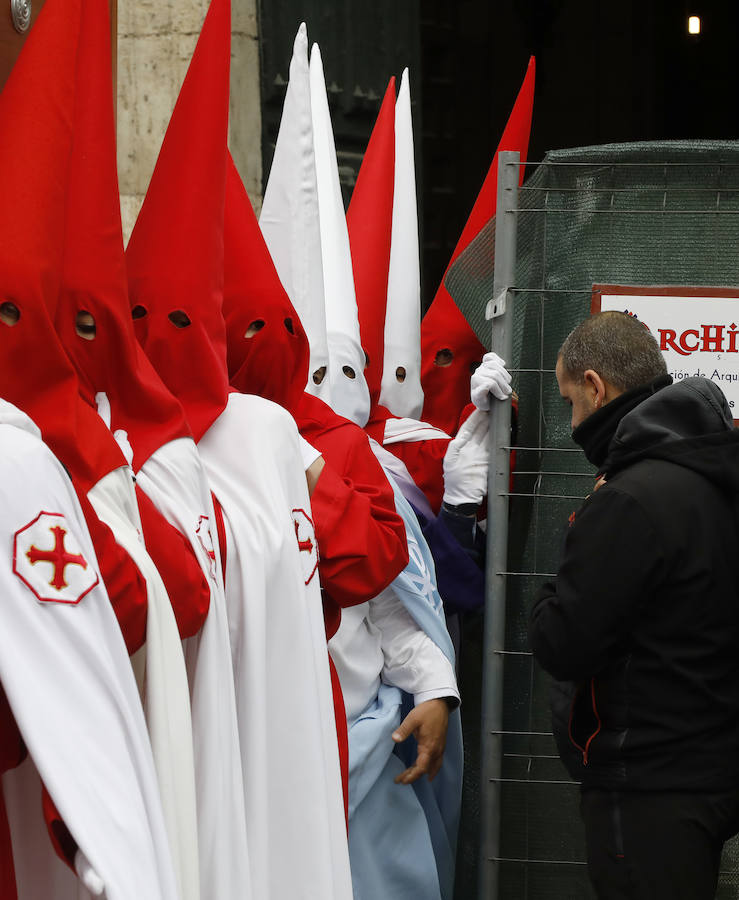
{"left": 580, "top": 788, "right": 739, "bottom": 900}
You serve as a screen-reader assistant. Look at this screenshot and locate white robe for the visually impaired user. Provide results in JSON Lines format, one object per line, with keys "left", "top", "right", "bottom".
{"left": 197, "top": 392, "right": 353, "bottom": 900}
{"left": 137, "top": 437, "right": 251, "bottom": 900}
{"left": 0, "top": 401, "right": 179, "bottom": 899}
{"left": 87, "top": 464, "right": 199, "bottom": 900}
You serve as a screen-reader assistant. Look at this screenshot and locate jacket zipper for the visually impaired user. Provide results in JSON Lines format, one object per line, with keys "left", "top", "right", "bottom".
{"left": 568, "top": 677, "right": 602, "bottom": 766}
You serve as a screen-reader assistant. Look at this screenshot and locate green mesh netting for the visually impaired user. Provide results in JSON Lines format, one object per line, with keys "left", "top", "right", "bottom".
{"left": 448, "top": 141, "right": 739, "bottom": 900}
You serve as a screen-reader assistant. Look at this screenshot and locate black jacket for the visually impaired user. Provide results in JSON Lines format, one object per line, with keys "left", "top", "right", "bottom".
{"left": 530, "top": 377, "right": 739, "bottom": 792}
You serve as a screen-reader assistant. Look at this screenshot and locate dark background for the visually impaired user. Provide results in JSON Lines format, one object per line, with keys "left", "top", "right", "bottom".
{"left": 260, "top": 0, "right": 739, "bottom": 309}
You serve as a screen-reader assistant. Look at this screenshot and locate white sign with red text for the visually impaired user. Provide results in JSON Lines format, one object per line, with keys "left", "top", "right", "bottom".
{"left": 593, "top": 285, "right": 739, "bottom": 417}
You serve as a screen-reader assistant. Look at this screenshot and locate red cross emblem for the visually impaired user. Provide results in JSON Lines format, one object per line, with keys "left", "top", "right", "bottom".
{"left": 13, "top": 512, "right": 99, "bottom": 604}
{"left": 27, "top": 525, "right": 88, "bottom": 590}
{"left": 291, "top": 508, "right": 319, "bottom": 586}
{"left": 294, "top": 518, "right": 313, "bottom": 554}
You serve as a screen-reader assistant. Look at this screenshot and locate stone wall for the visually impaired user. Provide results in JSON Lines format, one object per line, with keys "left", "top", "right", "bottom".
{"left": 117, "top": 0, "right": 261, "bottom": 243}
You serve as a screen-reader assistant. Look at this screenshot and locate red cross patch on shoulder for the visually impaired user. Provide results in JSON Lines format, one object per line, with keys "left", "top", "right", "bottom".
{"left": 291, "top": 508, "right": 319, "bottom": 586}
{"left": 13, "top": 511, "right": 99, "bottom": 604}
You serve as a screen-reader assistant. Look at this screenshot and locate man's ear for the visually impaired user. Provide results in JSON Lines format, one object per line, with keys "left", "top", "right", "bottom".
{"left": 583, "top": 369, "right": 607, "bottom": 409}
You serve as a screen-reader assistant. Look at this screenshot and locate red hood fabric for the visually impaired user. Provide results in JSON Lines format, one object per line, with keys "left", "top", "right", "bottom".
{"left": 223, "top": 153, "right": 310, "bottom": 414}
{"left": 125, "top": 0, "right": 231, "bottom": 443}
{"left": 346, "top": 79, "right": 396, "bottom": 410}
{"left": 56, "top": 0, "right": 190, "bottom": 472}
{"left": 420, "top": 57, "right": 535, "bottom": 436}
{"left": 0, "top": 0, "right": 125, "bottom": 494}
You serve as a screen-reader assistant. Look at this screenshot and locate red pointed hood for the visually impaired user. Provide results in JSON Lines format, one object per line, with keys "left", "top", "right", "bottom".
{"left": 223, "top": 154, "right": 310, "bottom": 415}
{"left": 346, "top": 78, "right": 396, "bottom": 408}
{"left": 56, "top": 0, "right": 190, "bottom": 472}
{"left": 420, "top": 57, "right": 535, "bottom": 435}
{"left": 0, "top": 0, "right": 125, "bottom": 494}
{"left": 126, "top": 0, "right": 231, "bottom": 443}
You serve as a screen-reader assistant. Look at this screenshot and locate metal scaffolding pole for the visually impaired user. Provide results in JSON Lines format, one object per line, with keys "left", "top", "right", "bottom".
{"left": 478, "top": 151, "right": 520, "bottom": 900}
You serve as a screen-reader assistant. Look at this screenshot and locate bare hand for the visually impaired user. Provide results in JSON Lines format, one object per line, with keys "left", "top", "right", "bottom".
{"left": 391, "top": 698, "right": 450, "bottom": 784}
{"left": 593, "top": 475, "right": 607, "bottom": 492}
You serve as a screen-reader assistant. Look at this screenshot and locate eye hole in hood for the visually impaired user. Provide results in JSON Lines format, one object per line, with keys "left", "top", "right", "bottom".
{"left": 0, "top": 301, "right": 20, "bottom": 327}
{"left": 75, "top": 310, "right": 96, "bottom": 340}
{"left": 245, "top": 319, "right": 265, "bottom": 338}
{"left": 168, "top": 310, "right": 191, "bottom": 329}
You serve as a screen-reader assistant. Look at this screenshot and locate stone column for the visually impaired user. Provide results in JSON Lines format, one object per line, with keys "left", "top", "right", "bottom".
{"left": 117, "top": 0, "right": 261, "bottom": 244}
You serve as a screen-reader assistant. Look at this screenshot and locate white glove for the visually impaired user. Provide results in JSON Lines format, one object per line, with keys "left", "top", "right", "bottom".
{"left": 470, "top": 351, "right": 512, "bottom": 410}
{"left": 75, "top": 847, "right": 106, "bottom": 897}
{"left": 442, "top": 408, "right": 490, "bottom": 507}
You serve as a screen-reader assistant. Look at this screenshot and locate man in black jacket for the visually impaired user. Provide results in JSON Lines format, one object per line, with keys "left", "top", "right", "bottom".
{"left": 529, "top": 310, "right": 739, "bottom": 900}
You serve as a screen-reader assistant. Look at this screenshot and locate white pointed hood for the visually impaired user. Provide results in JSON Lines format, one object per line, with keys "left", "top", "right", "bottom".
{"left": 380, "top": 68, "right": 424, "bottom": 419}
{"left": 309, "top": 42, "right": 371, "bottom": 426}
{"left": 259, "top": 23, "right": 331, "bottom": 403}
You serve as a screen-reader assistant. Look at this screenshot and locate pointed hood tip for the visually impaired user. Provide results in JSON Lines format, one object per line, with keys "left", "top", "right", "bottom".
{"left": 397, "top": 69, "right": 410, "bottom": 100}
{"left": 419, "top": 52, "right": 535, "bottom": 434}
{"left": 125, "top": 0, "right": 232, "bottom": 442}
{"left": 346, "top": 72, "right": 397, "bottom": 407}
{"left": 127, "top": 0, "right": 231, "bottom": 285}
{"left": 381, "top": 60, "right": 423, "bottom": 420}
{"left": 259, "top": 19, "right": 330, "bottom": 404}
{"left": 0, "top": 0, "right": 130, "bottom": 491}
{"left": 224, "top": 154, "right": 311, "bottom": 415}
{"left": 58, "top": 0, "right": 190, "bottom": 469}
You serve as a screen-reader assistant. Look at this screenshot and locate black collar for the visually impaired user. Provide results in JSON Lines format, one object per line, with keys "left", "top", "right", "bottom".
{"left": 571, "top": 375, "right": 673, "bottom": 470}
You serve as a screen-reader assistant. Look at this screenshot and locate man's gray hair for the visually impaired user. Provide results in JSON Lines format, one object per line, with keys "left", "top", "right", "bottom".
{"left": 558, "top": 311, "right": 668, "bottom": 391}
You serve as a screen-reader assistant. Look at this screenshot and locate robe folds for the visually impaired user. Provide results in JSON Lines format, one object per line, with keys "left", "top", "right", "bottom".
{"left": 295, "top": 390, "right": 410, "bottom": 817}
{"left": 0, "top": 402, "right": 178, "bottom": 900}
{"left": 197, "top": 392, "right": 353, "bottom": 900}
{"left": 366, "top": 410, "right": 452, "bottom": 515}
{"left": 87, "top": 465, "right": 200, "bottom": 900}
{"left": 295, "top": 390, "right": 409, "bottom": 639}
{"left": 330, "top": 474, "right": 464, "bottom": 900}
{"left": 136, "top": 437, "right": 251, "bottom": 899}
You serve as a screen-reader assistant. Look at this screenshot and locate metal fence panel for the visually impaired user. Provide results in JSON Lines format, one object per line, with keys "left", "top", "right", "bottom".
{"left": 446, "top": 140, "right": 739, "bottom": 900}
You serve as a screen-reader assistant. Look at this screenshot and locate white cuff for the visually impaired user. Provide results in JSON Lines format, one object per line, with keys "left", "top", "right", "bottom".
{"left": 414, "top": 687, "right": 461, "bottom": 709}
{"left": 298, "top": 436, "right": 322, "bottom": 471}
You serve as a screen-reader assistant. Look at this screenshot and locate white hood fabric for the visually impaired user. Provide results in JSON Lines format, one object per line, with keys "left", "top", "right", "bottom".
{"left": 310, "top": 42, "right": 371, "bottom": 427}
{"left": 260, "top": 23, "right": 331, "bottom": 405}
{"left": 380, "top": 68, "right": 424, "bottom": 420}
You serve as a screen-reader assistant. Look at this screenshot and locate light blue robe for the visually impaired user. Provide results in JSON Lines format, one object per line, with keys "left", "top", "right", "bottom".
{"left": 346, "top": 476, "right": 464, "bottom": 900}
